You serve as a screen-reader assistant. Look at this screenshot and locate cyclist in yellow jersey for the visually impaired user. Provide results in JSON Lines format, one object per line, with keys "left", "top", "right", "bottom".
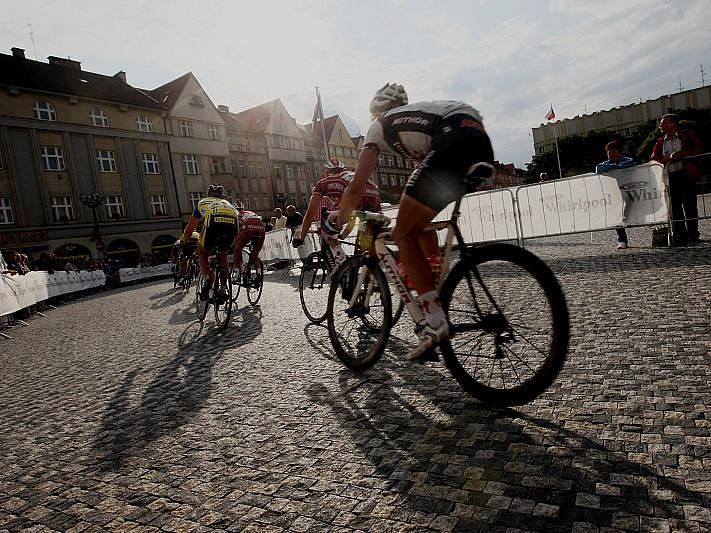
{"left": 180, "top": 184, "right": 239, "bottom": 300}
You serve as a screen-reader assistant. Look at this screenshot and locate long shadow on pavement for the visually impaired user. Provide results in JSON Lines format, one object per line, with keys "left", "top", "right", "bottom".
{"left": 306, "top": 343, "right": 708, "bottom": 531}
{"left": 92, "top": 304, "right": 263, "bottom": 471}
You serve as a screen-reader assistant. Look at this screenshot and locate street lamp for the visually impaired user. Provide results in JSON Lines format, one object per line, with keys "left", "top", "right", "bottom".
{"left": 79, "top": 192, "right": 105, "bottom": 253}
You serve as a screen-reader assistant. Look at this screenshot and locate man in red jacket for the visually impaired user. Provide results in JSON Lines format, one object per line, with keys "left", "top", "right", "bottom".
{"left": 650, "top": 114, "right": 703, "bottom": 244}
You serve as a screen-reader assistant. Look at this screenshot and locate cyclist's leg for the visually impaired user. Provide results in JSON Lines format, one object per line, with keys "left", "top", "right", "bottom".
{"left": 251, "top": 234, "right": 265, "bottom": 265}
{"left": 233, "top": 230, "right": 248, "bottom": 270}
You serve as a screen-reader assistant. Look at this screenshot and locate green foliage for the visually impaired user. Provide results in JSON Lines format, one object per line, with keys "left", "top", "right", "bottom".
{"left": 526, "top": 107, "right": 711, "bottom": 180}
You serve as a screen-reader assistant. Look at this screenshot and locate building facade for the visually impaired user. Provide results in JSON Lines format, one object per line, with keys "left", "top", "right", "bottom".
{"left": 308, "top": 115, "right": 359, "bottom": 169}
{"left": 0, "top": 48, "right": 181, "bottom": 264}
{"left": 150, "top": 73, "right": 232, "bottom": 218}
{"left": 532, "top": 86, "right": 711, "bottom": 154}
{"left": 219, "top": 106, "right": 272, "bottom": 217}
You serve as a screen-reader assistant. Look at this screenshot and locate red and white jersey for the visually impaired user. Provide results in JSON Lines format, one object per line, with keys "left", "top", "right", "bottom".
{"left": 312, "top": 170, "right": 349, "bottom": 217}
{"left": 238, "top": 210, "right": 264, "bottom": 232}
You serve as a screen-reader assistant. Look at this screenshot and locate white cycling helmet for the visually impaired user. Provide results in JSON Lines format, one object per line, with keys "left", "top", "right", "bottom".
{"left": 369, "top": 82, "right": 408, "bottom": 119}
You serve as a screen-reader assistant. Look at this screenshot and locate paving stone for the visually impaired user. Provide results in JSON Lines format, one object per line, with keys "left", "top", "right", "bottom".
{"left": 0, "top": 232, "right": 709, "bottom": 531}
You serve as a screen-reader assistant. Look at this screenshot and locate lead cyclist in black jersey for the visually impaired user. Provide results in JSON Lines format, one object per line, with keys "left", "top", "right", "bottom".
{"left": 331, "top": 83, "right": 495, "bottom": 361}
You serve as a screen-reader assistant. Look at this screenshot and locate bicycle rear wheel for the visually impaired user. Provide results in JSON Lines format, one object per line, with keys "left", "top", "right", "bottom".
{"left": 195, "top": 272, "right": 210, "bottom": 322}
{"left": 299, "top": 252, "right": 330, "bottom": 323}
{"left": 327, "top": 257, "right": 392, "bottom": 371}
{"left": 439, "top": 243, "right": 569, "bottom": 406}
{"left": 214, "top": 270, "right": 233, "bottom": 329}
{"left": 246, "top": 257, "right": 264, "bottom": 305}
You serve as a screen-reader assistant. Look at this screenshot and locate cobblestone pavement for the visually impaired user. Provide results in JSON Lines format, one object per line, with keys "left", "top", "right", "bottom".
{"left": 1, "top": 226, "right": 710, "bottom": 532}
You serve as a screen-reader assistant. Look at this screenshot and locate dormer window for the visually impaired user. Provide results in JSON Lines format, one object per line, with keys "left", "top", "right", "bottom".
{"left": 189, "top": 94, "right": 204, "bottom": 107}
{"left": 90, "top": 108, "right": 109, "bottom": 127}
{"left": 34, "top": 101, "right": 56, "bottom": 121}
{"left": 136, "top": 115, "right": 153, "bottom": 132}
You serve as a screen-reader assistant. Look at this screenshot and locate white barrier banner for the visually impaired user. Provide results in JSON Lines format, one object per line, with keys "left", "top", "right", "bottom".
{"left": 516, "top": 162, "right": 667, "bottom": 238}
{"left": 118, "top": 263, "right": 173, "bottom": 283}
{"left": 0, "top": 270, "right": 106, "bottom": 317}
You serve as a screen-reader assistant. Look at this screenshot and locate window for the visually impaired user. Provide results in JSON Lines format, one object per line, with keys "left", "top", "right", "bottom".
{"left": 150, "top": 195, "right": 166, "bottom": 216}
{"left": 256, "top": 160, "right": 264, "bottom": 176}
{"left": 248, "top": 160, "right": 256, "bottom": 177}
{"left": 34, "top": 101, "right": 56, "bottom": 121}
{"left": 104, "top": 195, "right": 124, "bottom": 218}
{"left": 238, "top": 160, "right": 246, "bottom": 177}
{"left": 179, "top": 120, "right": 192, "bottom": 137}
{"left": 286, "top": 166, "right": 293, "bottom": 180}
{"left": 377, "top": 154, "right": 386, "bottom": 166}
{"left": 390, "top": 175, "right": 398, "bottom": 186}
{"left": 136, "top": 115, "right": 153, "bottom": 132}
{"left": 210, "top": 157, "right": 226, "bottom": 174}
{"left": 395, "top": 156, "right": 403, "bottom": 168}
{"left": 189, "top": 192, "right": 203, "bottom": 211}
{"left": 208, "top": 124, "right": 219, "bottom": 140}
{"left": 399, "top": 175, "right": 406, "bottom": 186}
{"left": 143, "top": 153, "right": 160, "bottom": 174}
{"left": 50, "top": 196, "right": 74, "bottom": 222}
{"left": 90, "top": 108, "right": 109, "bottom": 127}
{"left": 41, "top": 146, "right": 65, "bottom": 171}
{"left": 0, "top": 197, "right": 13, "bottom": 224}
{"left": 183, "top": 154, "right": 199, "bottom": 175}
{"left": 189, "top": 94, "right": 204, "bottom": 106}
{"left": 96, "top": 150, "right": 117, "bottom": 172}
{"left": 380, "top": 174, "right": 388, "bottom": 187}
{"left": 273, "top": 165, "right": 282, "bottom": 178}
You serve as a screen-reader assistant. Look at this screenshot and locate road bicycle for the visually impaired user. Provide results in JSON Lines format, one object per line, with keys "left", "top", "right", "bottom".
{"left": 299, "top": 229, "right": 405, "bottom": 325}
{"left": 230, "top": 241, "right": 264, "bottom": 305}
{"left": 326, "top": 166, "right": 570, "bottom": 406}
{"left": 195, "top": 250, "right": 233, "bottom": 329}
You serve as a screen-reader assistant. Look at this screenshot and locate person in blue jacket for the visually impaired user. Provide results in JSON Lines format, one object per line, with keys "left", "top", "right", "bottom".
{"left": 596, "top": 141, "right": 636, "bottom": 249}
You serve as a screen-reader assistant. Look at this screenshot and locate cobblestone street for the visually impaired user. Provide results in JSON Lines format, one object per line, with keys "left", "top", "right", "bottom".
{"left": 1, "top": 228, "right": 710, "bottom": 532}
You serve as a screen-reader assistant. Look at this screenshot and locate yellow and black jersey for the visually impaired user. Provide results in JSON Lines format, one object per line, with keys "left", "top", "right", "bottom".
{"left": 194, "top": 197, "right": 239, "bottom": 248}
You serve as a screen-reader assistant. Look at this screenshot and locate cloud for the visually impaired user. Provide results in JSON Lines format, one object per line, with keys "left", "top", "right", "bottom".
{"left": 2, "top": 0, "right": 710, "bottom": 167}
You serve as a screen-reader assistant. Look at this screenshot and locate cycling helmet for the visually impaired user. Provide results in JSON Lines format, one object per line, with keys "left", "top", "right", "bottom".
{"left": 325, "top": 158, "right": 345, "bottom": 172}
{"left": 190, "top": 231, "right": 199, "bottom": 240}
{"left": 207, "top": 184, "right": 225, "bottom": 198}
{"left": 369, "top": 83, "right": 408, "bottom": 119}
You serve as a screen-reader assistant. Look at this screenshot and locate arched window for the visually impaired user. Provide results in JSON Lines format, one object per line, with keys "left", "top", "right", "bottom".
{"left": 90, "top": 108, "right": 109, "bottom": 127}
{"left": 33, "top": 101, "right": 56, "bottom": 121}
{"left": 136, "top": 115, "right": 152, "bottom": 132}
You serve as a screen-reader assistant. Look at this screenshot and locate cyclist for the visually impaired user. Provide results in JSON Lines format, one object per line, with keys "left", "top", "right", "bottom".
{"left": 180, "top": 184, "right": 239, "bottom": 300}
{"left": 331, "top": 83, "right": 494, "bottom": 360}
{"left": 234, "top": 208, "right": 266, "bottom": 273}
{"left": 291, "top": 159, "right": 350, "bottom": 264}
{"left": 172, "top": 231, "right": 199, "bottom": 279}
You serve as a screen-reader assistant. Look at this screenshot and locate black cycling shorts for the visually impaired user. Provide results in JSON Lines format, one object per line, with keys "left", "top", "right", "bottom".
{"left": 203, "top": 223, "right": 238, "bottom": 253}
{"left": 404, "top": 114, "right": 494, "bottom": 212}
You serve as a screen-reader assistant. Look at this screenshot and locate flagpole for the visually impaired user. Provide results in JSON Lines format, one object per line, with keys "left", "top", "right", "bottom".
{"left": 551, "top": 107, "right": 563, "bottom": 180}
{"left": 315, "top": 86, "right": 331, "bottom": 160}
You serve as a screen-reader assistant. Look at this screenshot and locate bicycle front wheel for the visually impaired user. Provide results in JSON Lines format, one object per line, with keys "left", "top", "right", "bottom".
{"left": 246, "top": 257, "right": 264, "bottom": 305}
{"left": 299, "top": 252, "right": 330, "bottom": 323}
{"left": 439, "top": 243, "right": 569, "bottom": 406}
{"left": 214, "top": 270, "right": 233, "bottom": 329}
{"left": 327, "top": 257, "right": 392, "bottom": 371}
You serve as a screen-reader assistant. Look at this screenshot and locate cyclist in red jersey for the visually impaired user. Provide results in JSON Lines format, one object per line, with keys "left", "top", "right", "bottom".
{"left": 234, "top": 209, "right": 265, "bottom": 273}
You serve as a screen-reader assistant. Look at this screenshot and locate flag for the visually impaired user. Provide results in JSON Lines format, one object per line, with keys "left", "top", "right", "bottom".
{"left": 546, "top": 105, "right": 555, "bottom": 121}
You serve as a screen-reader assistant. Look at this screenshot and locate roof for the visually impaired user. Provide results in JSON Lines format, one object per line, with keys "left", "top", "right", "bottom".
{"left": 0, "top": 52, "right": 164, "bottom": 109}
{"left": 231, "top": 99, "right": 279, "bottom": 133}
{"left": 148, "top": 72, "right": 192, "bottom": 110}
{"left": 309, "top": 115, "right": 338, "bottom": 142}
{"left": 219, "top": 109, "right": 244, "bottom": 132}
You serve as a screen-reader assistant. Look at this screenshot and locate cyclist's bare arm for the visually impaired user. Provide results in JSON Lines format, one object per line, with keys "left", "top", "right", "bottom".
{"left": 181, "top": 216, "right": 199, "bottom": 242}
{"left": 337, "top": 147, "right": 378, "bottom": 225}
{"left": 299, "top": 191, "right": 322, "bottom": 238}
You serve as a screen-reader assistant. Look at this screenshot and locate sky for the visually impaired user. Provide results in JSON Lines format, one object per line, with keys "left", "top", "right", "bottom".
{"left": 2, "top": 0, "right": 711, "bottom": 167}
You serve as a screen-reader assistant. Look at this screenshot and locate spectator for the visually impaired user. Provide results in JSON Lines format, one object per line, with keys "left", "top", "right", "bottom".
{"left": 596, "top": 140, "right": 637, "bottom": 249}
{"left": 64, "top": 261, "right": 79, "bottom": 272}
{"left": 285, "top": 205, "right": 304, "bottom": 234}
{"left": 3, "top": 250, "right": 28, "bottom": 275}
{"left": 539, "top": 172, "right": 549, "bottom": 182}
{"left": 650, "top": 113, "right": 703, "bottom": 245}
{"left": 0, "top": 250, "right": 9, "bottom": 274}
{"left": 36, "top": 252, "right": 58, "bottom": 274}
{"left": 264, "top": 217, "right": 274, "bottom": 232}
{"left": 273, "top": 208, "right": 287, "bottom": 230}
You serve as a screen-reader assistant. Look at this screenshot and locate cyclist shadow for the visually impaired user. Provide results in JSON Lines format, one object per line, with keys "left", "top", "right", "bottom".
{"left": 149, "top": 288, "right": 189, "bottom": 310}
{"left": 93, "top": 306, "right": 263, "bottom": 471}
{"left": 303, "top": 323, "right": 338, "bottom": 363}
{"left": 307, "top": 347, "right": 707, "bottom": 530}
